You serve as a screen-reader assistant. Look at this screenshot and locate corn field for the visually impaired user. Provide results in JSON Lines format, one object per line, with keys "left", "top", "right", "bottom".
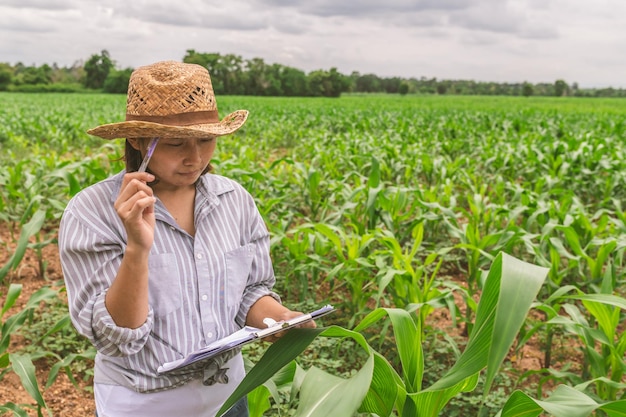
{"left": 1, "top": 92, "right": 625, "bottom": 416}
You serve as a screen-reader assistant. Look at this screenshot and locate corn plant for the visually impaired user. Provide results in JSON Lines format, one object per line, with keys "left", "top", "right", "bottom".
{"left": 422, "top": 191, "right": 528, "bottom": 334}
{"left": 546, "top": 282, "right": 626, "bottom": 401}
{"left": 1, "top": 283, "right": 57, "bottom": 416}
{"left": 542, "top": 204, "right": 619, "bottom": 288}
{"left": 216, "top": 252, "right": 548, "bottom": 417}
{"left": 0, "top": 210, "right": 45, "bottom": 285}
{"left": 271, "top": 224, "right": 326, "bottom": 303}
{"left": 1, "top": 282, "right": 94, "bottom": 416}
{"left": 373, "top": 223, "right": 451, "bottom": 321}
{"left": 305, "top": 222, "right": 377, "bottom": 324}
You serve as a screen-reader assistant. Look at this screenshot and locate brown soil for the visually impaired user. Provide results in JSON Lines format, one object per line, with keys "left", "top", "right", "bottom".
{"left": 0, "top": 223, "right": 95, "bottom": 416}
{"left": 0, "top": 222, "right": 579, "bottom": 416}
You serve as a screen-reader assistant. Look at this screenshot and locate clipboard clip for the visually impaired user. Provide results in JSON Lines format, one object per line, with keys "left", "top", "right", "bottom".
{"left": 262, "top": 318, "right": 278, "bottom": 327}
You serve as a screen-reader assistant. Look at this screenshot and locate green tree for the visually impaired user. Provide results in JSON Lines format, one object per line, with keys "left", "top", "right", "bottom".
{"left": 245, "top": 57, "right": 270, "bottom": 95}
{"left": 522, "top": 82, "right": 534, "bottom": 97}
{"left": 221, "top": 53, "right": 245, "bottom": 95}
{"left": 307, "top": 70, "right": 329, "bottom": 97}
{"left": 48, "top": 62, "right": 83, "bottom": 85}
{"left": 103, "top": 68, "right": 133, "bottom": 93}
{"left": 265, "top": 64, "right": 285, "bottom": 96}
{"left": 382, "top": 77, "right": 402, "bottom": 94}
{"left": 0, "top": 63, "right": 13, "bottom": 90}
{"left": 14, "top": 65, "right": 52, "bottom": 85}
{"left": 278, "top": 66, "right": 309, "bottom": 96}
{"left": 355, "top": 73, "right": 382, "bottom": 93}
{"left": 554, "top": 79, "right": 569, "bottom": 97}
{"left": 84, "top": 50, "right": 114, "bottom": 89}
{"left": 308, "top": 68, "right": 350, "bottom": 97}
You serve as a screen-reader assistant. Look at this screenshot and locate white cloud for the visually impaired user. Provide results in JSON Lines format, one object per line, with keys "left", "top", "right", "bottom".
{"left": 1, "top": 0, "right": 79, "bottom": 10}
{"left": 0, "top": 0, "right": 624, "bottom": 87}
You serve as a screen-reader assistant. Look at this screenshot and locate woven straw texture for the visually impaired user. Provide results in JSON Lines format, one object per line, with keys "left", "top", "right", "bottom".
{"left": 87, "top": 61, "right": 248, "bottom": 140}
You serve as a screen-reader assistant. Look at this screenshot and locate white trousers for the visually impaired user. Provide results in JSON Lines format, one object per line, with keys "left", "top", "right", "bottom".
{"left": 94, "top": 355, "right": 246, "bottom": 417}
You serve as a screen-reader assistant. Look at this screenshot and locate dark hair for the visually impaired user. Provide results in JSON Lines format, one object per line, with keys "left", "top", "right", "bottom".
{"left": 124, "top": 139, "right": 213, "bottom": 175}
{"left": 124, "top": 139, "right": 144, "bottom": 172}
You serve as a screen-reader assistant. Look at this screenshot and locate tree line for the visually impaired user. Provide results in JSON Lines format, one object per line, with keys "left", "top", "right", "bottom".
{"left": 1, "top": 49, "right": 624, "bottom": 98}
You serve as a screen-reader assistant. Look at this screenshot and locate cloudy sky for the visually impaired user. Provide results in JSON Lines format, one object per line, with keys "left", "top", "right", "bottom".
{"left": 1, "top": 0, "right": 625, "bottom": 88}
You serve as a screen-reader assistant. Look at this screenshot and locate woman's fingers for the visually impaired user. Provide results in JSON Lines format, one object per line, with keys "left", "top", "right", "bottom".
{"left": 116, "top": 174, "right": 154, "bottom": 205}
{"left": 117, "top": 192, "right": 155, "bottom": 219}
{"left": 115, "top": 173, "right": 157, "bottom": 249}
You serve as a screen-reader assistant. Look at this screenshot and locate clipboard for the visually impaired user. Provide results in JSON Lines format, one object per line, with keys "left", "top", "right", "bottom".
{"left": 157, "top": 304, "right": 334, "bottom": 375}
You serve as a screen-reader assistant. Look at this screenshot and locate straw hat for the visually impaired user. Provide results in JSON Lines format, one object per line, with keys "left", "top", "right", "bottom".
{"left": 87, "top": 61, "right": 248, "bottom": 140}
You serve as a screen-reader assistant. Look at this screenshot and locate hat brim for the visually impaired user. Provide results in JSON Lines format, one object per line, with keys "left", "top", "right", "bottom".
{"left": 87, "top": 110, "right": 249, "bottom": 140}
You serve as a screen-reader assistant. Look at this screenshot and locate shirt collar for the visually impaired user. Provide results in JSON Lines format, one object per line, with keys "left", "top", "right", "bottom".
{"left": 109, "top": 171, "right": 236, "bottom": 231}
{"left": 109, "top": 171, "right": 235, "bottom": 204}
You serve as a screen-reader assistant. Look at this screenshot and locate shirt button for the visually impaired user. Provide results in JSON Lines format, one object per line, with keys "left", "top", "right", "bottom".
{"left": 207, "top": 332, "right": 213, "bottom": 339}
{"left": 201, "top": 294, "right": 208, "bottom": 301}
{"left": 170, "top": 226, "right": 175, "bottom": 231}
{"left": 196, "top": 253, "right": 203, "bottom": 259}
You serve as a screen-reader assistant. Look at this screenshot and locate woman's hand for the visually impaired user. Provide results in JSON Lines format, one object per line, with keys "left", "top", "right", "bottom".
{"left": 265, "top": 309, "right": 317, "bottom": 343}
{"left": 246, "top": 296, "right": 317, "bottom": 343}
{"left": 114, "top": 172, "right": 157, "bottom": 251}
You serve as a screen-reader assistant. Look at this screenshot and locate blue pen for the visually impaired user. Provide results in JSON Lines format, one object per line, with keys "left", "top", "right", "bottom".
{"left": 138, "top": 137, "right": 159, "bottom": 173}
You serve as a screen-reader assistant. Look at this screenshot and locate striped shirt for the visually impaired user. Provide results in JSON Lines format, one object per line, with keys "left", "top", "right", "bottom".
{"left": 59, "top": 171, "right": 278, "bottom": 394}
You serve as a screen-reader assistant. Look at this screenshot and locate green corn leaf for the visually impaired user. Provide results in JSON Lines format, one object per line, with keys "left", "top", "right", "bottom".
{"left": 548, "top": 236, "right": 578, "bottom": 260}
{"left": 427, "top": 253, "right": 547, "bottom": 395}
{"left": 312, "top": 224, "right": 345, "bottom": 260}
{"left": 38, "top": 313, "right": 72, "bottom": 342}
{"left": 265, "top": 358, "right": 297, "bottom": 388}
{"left": 1, "top": 311, "right": 30, "bottom": 354}
{"left": 247, "top": 385, "right": 271, "bottom": 417}
{"left": 355, "top": 307, "right": 421, "bottom": 416}
{"left": 496, "top": 389, "right": 548, "bottom": 417}
{"left": 24, "top": 287, "right": 58, "bottom": 309}
{"left": 358, "top": 352, "right": 400, "bottom": 417}
{"left": 293, "top": 326, "right": 374, "bottom": 417}
{"left": 218, "top": 326, "right": 375, "bottom": 417}
{"left": 217, "top": 328, "right": 325, "bottom": 416}
{"left": 485, "top": 252, "right": 548, "bottom": 393}
{"left": 9, "top": 353, "right": 47, "bottom": 409}
{"left": 220, "top": 252, "right": 549, "bottom": 417}
{"left": 46, "top": 349, "right": 96, "bottom": 389}
{"left": 498, "top": 384, "right": 626, "bottom": 417}
{"left": 386, "top": 308, "right": 421, "bottom": 391}
{"left": 582, "top": 300, "right": 618, "bottom": 341}
{"left": 1, "top": 286, "right": 57, "bottom": 355}
{"left": 0, "top": 352, "right": 9, "bottom": 368}
{"left": 591, "top": 240, "right": 617, "bottom": 279}
{"left": 556, "top": 225, "right": 593, "bottom": 263}
{"left": 294, "top": 356, "right": 374, "bottom": 417}
{"left": 0, "top": 402, "right": 30, "bottom": 417}
{"left": 0, "top": 209, "right": 46, "bottom": 282}
{"left": 1, "top": 283, "right": 22, "bottom": 318}
{"left": 565, "top": 293, "right": 626, "bottom": 310}
{"left": 413, "top": 373, "right": 480, "bottom": 417}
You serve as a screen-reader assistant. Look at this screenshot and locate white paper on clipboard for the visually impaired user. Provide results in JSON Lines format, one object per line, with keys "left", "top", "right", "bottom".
{"left": 157, "top": 304, "right": 334, "bottom": 375}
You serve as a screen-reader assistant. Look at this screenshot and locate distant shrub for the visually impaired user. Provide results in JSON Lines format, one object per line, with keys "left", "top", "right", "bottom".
{"left": 8, "top": 83, "right": 87, "bottom": 93}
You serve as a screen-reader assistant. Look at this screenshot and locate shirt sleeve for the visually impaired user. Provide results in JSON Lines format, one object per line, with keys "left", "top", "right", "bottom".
{"left": 59, "top": 206, "right": 153, "bottom": 357}
{"left": 234, "top": 189, "right": 281, "bottom": 327}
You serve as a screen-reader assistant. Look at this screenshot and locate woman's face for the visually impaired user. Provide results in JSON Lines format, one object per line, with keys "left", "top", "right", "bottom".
{"left": 132, "top": 136, "right": 217, "bottom": 190}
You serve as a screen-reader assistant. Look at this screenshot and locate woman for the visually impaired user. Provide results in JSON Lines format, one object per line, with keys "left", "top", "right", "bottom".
{"left": 59, "top": 61, "right": 314, "bottom": 417}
